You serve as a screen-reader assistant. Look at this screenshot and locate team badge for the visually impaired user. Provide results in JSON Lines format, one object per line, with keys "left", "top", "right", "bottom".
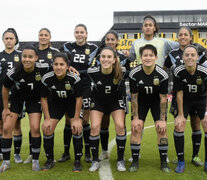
{"left": 196, "top": 76, "right": 203, "bottom": 85}
{"left": 47, "top": 52, "right": 52, "bottom": 59}
{"left": 14, "top": 55, "right": 19, "bottom": 62}
{"left": 65, "top": 81, "right": 71, "bottom": 90}
{"left": 90, "top": 102, "right": 95, "bottom": 108}
{"left": 85, "top": 48, "right": 90, "bottom": 55}
{"left": 113, "top": 78, "right": 118, "bottom": 85}
{"left": 35, "top": 72, "right": 41, "bottom": 81}
{"left": 153, "top": 77, "right": 160, "bottom": 85}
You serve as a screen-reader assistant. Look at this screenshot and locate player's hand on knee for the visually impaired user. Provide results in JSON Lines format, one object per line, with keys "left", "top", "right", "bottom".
{"left": 42, "top": 119, "right": 52, "bottom": 135}
{"left": 71, "top": 118, "right": 83, "bottom": 135}
{"left": 174, "top": 115, "right": 186, "bottom": 129}
{"left": 131, "top": 118, "right": 142, "bottom": 133}
{"left": 156, "top": 120, "right": 166, "bottom": 134}
{"left": 2, "top": 108, "right": 11, "bottom": 121}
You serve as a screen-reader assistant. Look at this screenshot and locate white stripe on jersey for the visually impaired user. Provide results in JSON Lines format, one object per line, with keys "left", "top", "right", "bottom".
{"left": 87, "top": 66, "right": 100, "bottom": 74}
{"left": 129, "top": 66, "right": 142, "bottom": 79}
{"left": 67, "top": 72, "right": 81, "bottom": 83}
{"left": 121, "top": 66, "right": 126, "bottom": 73}
{"left": 174, "top": 65, "right": 185, "bottom": 76}
{"left": 36, "top": 62, "right": 49, "bottom": 68}
{"left": 41, "top": 71, "right": 55, "bottom": 83}
{"left": 49, "top": 47, "right": 59, "bottom": 52}
{"left": 6, "top": 68, "right": 15, "bottom": 77}
{"left": 15, "top": 49, "right": 22, "bottom": 53}
{"left": 168, "top": 47, "right": 180, "bottom": 54}
{"left": 155, "top": 66, "right": 168, "bottom": 80}
{"left": 197, "top": 65, "right": 207, "bottom": 75}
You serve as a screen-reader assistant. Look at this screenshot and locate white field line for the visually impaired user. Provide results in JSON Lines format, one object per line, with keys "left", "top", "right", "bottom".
{"left": 99, "top": 121, "right": 175, "bottom": 180}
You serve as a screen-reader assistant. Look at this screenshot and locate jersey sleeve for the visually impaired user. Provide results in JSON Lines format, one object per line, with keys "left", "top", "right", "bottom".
{"left": 160, "top": 78, "right": 168, "bottom": 94}
{"left": 163, "top": 39, "right": 179, "bottom": 55}
{"left": 173, "top": 73, "right": 183, "bottom": 92}
{"left": 73, "top": 80, "right": 83, "bottom": 97}
{"left": 3, "top": 69, "right": 15, "bottom": 89}
{"left": 40, "top": 79, "right": 49, "bottom": 98}
{"left": 129, "top": 77, "right": 138, "bottom": 94}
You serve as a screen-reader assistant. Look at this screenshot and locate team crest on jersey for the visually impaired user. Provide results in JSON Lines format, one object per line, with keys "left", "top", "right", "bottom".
{"left": 65, "top": 81, "right": 71, "bottom": 90}
{"left": 35, "top": 72, "right": 41, "bottom": 81}
{"left": 90, "top": 102, "right": 95, "bottom": 108}
{"left": 85, "top": 48, "right": 90, "bottom": 55}
{"left": 113, "top": 78, "right": 118, "bottom": 85}
{"left": 196, "top": 76, "right": 203, "bottom": 85}
{"left": 153, "top": 77, "right": 160, "bottom": 85}
{"left": 14, "top": 55, "right": 19, "bottom": 62}
{"left": 47, "top": 52, "right": 52, "bottom": 59}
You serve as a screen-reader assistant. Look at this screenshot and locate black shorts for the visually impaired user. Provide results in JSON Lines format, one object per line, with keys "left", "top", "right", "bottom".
{"left": 183, "top": 99, "right": 206, "bottom": 120}
{"left": 82, "top": 86, "right": 91, "bottom": 110}
{"left": 48, "top": 100, "right": 83, "bottom": 120}
{"left": 10, "top": 97, "right": 41, "bottom": 115}
{"left": 90, "top": 97, "right": 126, "bottom": 115}
{"left": 138, "top": 101, "right": 164, "bottom": 122}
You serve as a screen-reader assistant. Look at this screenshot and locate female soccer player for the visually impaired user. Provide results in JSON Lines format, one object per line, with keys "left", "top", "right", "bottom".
{"left": 59, "top": 24, "right": 98, "bottom": 163}
{"left": 164, "top": 26, "right": 206, "bottom": 166}
{"left": 0, "top": 28, "right": 23, "bottom": 163}
{"left": 24, "top": 28, "right": 60, "bottom": 164}
{"left": 129, "top": 44, "right": 170, "bottom": 172}
{"left": 88, "top": 46, "right": 127, "bottom": 172}
{"left": 41, "top": 52, "right": 83, "bottom": 172}
{"left": 173, "top": 45, "right": 207, "bottom": 173}
{"left": 0, "top": 45, "right": 49, "bottom": 173}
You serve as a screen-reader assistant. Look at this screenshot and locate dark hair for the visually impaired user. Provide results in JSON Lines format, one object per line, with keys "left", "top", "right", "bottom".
{"left": 143, "top": 15, "right": 159, "bottom": 35}
{"left": 139, "top": 44, "right": 158, "bottom": 57}
{"left": 22, "top": 44, "right": 38, "bottom": 55}
{"left": 100, "top": 46, "right": 122, "bottom": 83}
{"left": 53, "top": 52, "right": 69, "bottom": 66}
{"left": 75, "top": 24, "right": 87, "bottom": 33}
{"left": 178, "top": 26, "right": 193, "bottom": 44}
{"left": 39, "top": 28, "right": 51, "bottom": 35}
{"left": 183, "top": 44, "right": 198, "bottom": 54}
{"left": 2, "top": 28, "right": 19, "bottom": 45}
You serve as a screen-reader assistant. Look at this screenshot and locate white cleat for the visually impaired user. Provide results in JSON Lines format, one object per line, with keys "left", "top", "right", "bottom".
{"left": 89, "top": 161, "right": 100, "bottom": 172}
{"left": 23, "top": 155, "right": 32, "bottom": 164}
{"left": 117, "top": 160, "right": 126, "bottom": 172}
{"left": 14, "top": 154, "right": 23, "bottom": 164}
{"left": 99, "top": 150, "right": 109, "bottom": 161}
{"left": 32, "top": 160, "right": 41, "bottom": 171}
{"left": 0, "top": 161, "right": 10, "bottom": 173}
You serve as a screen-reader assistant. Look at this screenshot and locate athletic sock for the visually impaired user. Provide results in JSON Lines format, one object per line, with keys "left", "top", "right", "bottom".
{"left": 63, "top": 125, "right": 72, "bottom": 154}
{"left": 31, "top": 136, "right": 41, "bottom": 160}
{"left": 192, "top": 130, "right": 202, "bottom": 158}
{"left": 1, "top": 138, "right": 12, "bottom": 160}
{"left": 116, "top": 134, "right": 126, "bottom": 161}
{"left": 174, "top": 130, "right": 184, "bottom": 161}
{"left": 43, "top": 134, "right": 54, "bottom": 160}
{"left": 73, "top": 134, "right": 83, "bottom": 160}
{"left": 83, "top": 124, "right": 90, "bottom": 155}
{"left": 100, "top": 128, "right": 109, "bottom": 151}
{"left": 89, "top": 135, "right": 99, "bottom": 161}
{"left": 131, "top": 143, "right": 140, "bottom": 162}
{"left": 13, "top": 135, "right": 22, "bottom": 155}
{"left": 158, "top": 144, "right": 168, "bottom": 162}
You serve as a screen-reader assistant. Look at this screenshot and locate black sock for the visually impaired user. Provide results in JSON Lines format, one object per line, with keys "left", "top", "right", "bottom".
{"left": 13, "top": 135, "right": 22, "bottom": 155}
{"left": 29, "top": 131, "right": 32, "bottom": 155}
{"left": 0, "top": 134, "right": 2, "bottom": 154}
{"left": 116, "top": 134, "right": 126, "bottom": 161}
{"left": 83, "top": 124, "right": 90, "bottom": 155}
{"left": 1, "top": 138, "right": 12, "bottom": 160}
{"left": 43, "top": 134, "right": 54, "bottom": 160}
{"left": 158, "top": 144, "right": 168, "bottom": 162}
{"left": 100, "top": 128, "right": 109, "bottom": 151}
{"left": 192, "top": 130, "right": 202, "bottom": 159}
{"left": 174, "top": 130, "right": 184, "bottom": 161}
{"left": 131, "top": 143, "right": 140, "bottom": 162}
{"left": 205, "top": 133, "right": 207, "bottom": 162}
{"left": 73, "top": 134, "right": 83, "bottom": 160}
{"left": 31, "top": 136, "right": 41, "bottom": 160}
{"left": 64, "top": 125, "right": 72, "bottom": 154}
{"left": 89, "top": 135, "right": 99, "bottom": 161}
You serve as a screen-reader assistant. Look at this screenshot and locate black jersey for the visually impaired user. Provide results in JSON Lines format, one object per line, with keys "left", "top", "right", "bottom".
{"left": 87, "top": 66, "right": 126, "bottom": 104}
{"left": 41, "top": 71, "right": 82, "bottom": 103}
{"left": 37, "top": 46, "right": 59, "bottom": 67}
{"left": 129, "top": 64, "right": 169, "bottom": 103}
{"left": 4, "top": 63, "right": 49, "bottom": 101}
{"left": 174, "top": 64, "right": 207, "bottom": 101}
{"left": 0, "top": 50, "right": 21, "bottom": 94}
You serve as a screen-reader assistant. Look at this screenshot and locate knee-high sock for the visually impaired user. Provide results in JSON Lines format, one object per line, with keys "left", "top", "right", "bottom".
{"left": 13, "top": 135, "right": 22, "bottom": 155}
{"left": 31, "top": 136, "right": 41, "bottom": 160}
{"left": 174, "top": 131, "right": 184, "bottom": 161}
{"left": 131, "top": 143, "right": 140, "bottom": 162}
{"left": 89, "top": 135, "right": 99, "bottom": 161}
{"left": 116, "top": 134, "right": 126, "bottom": 161}
{"left": 158, "top": 144, "right": 168, "bottom": 162}
{"left": 1, "top": 138, "right": 12, "bottom": 160}
{"left": 83, "top": 124, "right": 90, "bottom": 155}
{"left": 63, "top": 125, "right": 72, "bottom": 154}
{"left": 192, "top": 130, "right": 202, "bottom": 158}
{"left": 73, "top": 134, "right": 83, "bottom": 160}
{"left": 100, "top": 128, "right": 109, "bottom": 151}
{"left": 43, "top": 134, "right": 54, "bottom": 160}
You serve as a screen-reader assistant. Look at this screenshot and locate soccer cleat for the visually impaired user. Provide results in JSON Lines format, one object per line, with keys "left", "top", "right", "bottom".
{"left": 117, "top": 160, "right": 126, "bottom": 172}
{"left": 161, "top": 161, "right": 171, "bottom": 173}
{"left": 0, "top": 161, "right": 10, "bottom": 173}
{"left": 32, "top": 160, "right": 41, "bottom": 171}
{"left": 191, "top": 156, "right": 203, "bottom": 167}
{"left": 89, "top": 161, "right": 100, "bottom": 172}
{"left": 73, "top": 160, "right": 82, "bottom": 172}
{"left": 204, "top": 162, "right": 207, "bottom": 172}
{"left": 175, "top": 161, "right": 185, "bottom": 173}
{"left": 99, "top": 150, "right": 109, "bottom": 161}
{"left": 171, "top": 157, "right": 178, "bottom": 164}
{"left": 0, "top": 154, "right": 3, "bottom": 161}
{"left": 42, "top": 159, "right": 55, "bottom": 171}
{"left": 129, "top": 161, "right": 139, "bottom": 172}
{"left": 85, "top": 153, "right": 92, "bottom": 163}
{"left": 23, "top": 155, "right": 33, "bottom": 164}
{"left": 58, "top": 153, "right": 70, "bottom": 163}
{"left": 14, "top": 154, "right": 23, "bottom": 164}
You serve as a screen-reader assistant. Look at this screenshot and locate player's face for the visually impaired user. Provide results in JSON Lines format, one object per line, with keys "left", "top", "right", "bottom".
{"left": 74, "top": 26, "right": 87, "bottom": 45}
{"left": 142, "top": 20, "right": 156, "bottom": 37}
{"left": 53, "top": 57, "right": 68, "bottom": 79}
{"left": 3, "top": 32, "right": 16, "bottom": 50}
{"left": 141, "top": 49, "right": 157, "bottom": 67}
{"left": 178, "top": 28, "right": 192, "bottom": 47}
{"left": 22, "top": 49, "right": 38, "bottom": 71}
{"left": 100, "top": 49, "right": 115, "bottom": 70}
{"left": 105, "top": 33, "right": 118, "bottom": 50}
{"left": 183, "top": 47, "right": 198, "bottom": 68}
{"left": 38, "top": 30, "right": 51, "bottom": 46}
